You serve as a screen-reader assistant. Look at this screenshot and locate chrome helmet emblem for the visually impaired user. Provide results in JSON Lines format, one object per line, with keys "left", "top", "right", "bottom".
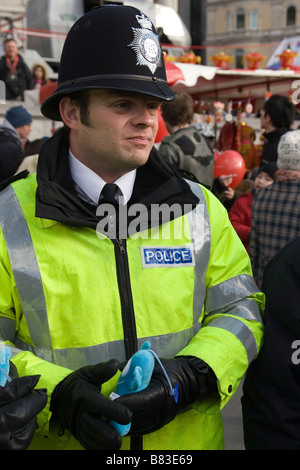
{"left": 128, "top": 12, "right": 162, "bottom": 74}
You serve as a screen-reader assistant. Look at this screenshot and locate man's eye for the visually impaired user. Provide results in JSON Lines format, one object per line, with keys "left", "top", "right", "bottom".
{"left": 148, "top": 103, "right": 160, "bottom": 111}
{"left": 115, "top": 101, "right": 129, "bottom": 110}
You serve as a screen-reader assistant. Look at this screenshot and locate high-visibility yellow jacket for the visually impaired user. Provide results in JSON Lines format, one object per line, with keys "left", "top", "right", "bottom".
{"left": 0, "top": 132, "right": 264, "bottom": 450}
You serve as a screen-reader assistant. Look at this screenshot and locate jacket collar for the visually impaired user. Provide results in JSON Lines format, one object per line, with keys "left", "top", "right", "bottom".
{"left": 35, "top": 127, "right": 199, "bottom": 230}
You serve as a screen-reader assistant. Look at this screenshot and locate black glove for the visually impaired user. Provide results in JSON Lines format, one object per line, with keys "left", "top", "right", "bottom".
{"left": 0, "top": 375, "right": 47, "bottom": 450}
{"left": 50, "top": 359, "right": 132, "bottom": 450}
{"left": 116, "top": 356, "right": 217, "bottom": 435}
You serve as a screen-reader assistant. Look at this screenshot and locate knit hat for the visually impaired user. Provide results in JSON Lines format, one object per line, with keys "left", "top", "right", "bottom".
{"left": 277, "top": 130, "right": 300, "bottom": 171}
{"left": 5, "top": 106, "right": 32, "bottom": 129}
{"left": 259, "top": 162, "right": 277, "bottom": 180}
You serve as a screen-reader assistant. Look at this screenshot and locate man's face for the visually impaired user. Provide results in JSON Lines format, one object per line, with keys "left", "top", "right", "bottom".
{"left": 260, "top": 108, "right": 269, "bottom": 130}
{"left": 4, "top": 40, "right": 18, "bottom": 60}
{"left": 67, "top": 89, "right": 162, "bottom": 181}
{"left": 16, "top": 123, "right": 32, "bottom": 140}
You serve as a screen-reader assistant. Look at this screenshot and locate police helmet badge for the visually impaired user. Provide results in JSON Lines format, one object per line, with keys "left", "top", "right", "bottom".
{"left": 128, "top": 12, "right": 162, "bottom": 74}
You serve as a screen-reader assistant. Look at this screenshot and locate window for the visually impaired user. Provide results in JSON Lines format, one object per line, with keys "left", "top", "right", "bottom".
{"left": 286, "top": 6, "right": 296, "bottom": 26}
{"left": 235, "top": 48, "right": 245, "bottom": 69}
{"left": 250, "top": 10, "right": 258, "bottom": 30}
{"left": 236, "top": 8, "right": 245, "bottom": 29}
{"left": 227, "top": 12, "right": 232, "bottom": 32}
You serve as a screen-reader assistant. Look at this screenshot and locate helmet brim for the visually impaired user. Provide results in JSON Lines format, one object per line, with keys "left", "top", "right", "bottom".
{"left": 41, "top": 76, "right": 176, "bottom": 121}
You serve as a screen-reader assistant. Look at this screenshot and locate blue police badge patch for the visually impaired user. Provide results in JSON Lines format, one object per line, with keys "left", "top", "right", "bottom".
{"left": 141, "top": 246, "right": 195, "bottom": 268}
{"left": 128, "top": 12, "right": 162, "bottom": 74}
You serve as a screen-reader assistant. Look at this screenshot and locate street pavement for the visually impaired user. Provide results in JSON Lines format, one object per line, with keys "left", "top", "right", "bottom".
{"left": 222, "top": 379, "right": 245, "bottom": 450}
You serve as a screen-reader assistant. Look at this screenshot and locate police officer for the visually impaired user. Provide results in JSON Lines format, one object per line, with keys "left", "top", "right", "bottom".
{"left": 0, "top": 6, "right": 264, "bottom": 450}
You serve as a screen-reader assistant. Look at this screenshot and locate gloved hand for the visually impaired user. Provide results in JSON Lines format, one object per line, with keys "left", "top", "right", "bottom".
{"left": 116, "top": 356, "right": 217, "bottom": 435}
{"left": 0, "top": 375, "right": 47, "bottom": 450}
{"left": 50, "top": 359, "right": 132, "bottom": 450}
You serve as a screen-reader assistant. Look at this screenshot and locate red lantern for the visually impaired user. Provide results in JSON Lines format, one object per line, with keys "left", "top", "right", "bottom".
{"left": 276, "top": 49, "right": 298, "bottom": 69}
{"left": 155, "top": 107, "right": 169, "bottom": 143}
{"left": 214, "top": 150, "right": 246, "bottom": 188}
{"left": 243, "top": 52, "right": 265, "bottom": 70}
{"left": 210, "top": 52, "right": 233, "bottom": 69}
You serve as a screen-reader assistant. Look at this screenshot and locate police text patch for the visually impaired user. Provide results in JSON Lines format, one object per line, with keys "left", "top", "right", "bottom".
{"left": 141, "top": 246, "right": 195, "bottom": 268}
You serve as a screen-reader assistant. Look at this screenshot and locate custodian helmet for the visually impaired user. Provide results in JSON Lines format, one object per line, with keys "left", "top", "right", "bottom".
{"left": 41, "top": 5, "right": 175, "bottom": 121}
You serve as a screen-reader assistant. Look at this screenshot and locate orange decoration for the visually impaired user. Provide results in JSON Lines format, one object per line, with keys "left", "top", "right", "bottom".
{"left": 164, "top": 51, "right": 201, "bottom": 64}
{"left": 243, "top": 52, "right": 265, "bottom": 70}
{"left": 176, "top": 50, "right": 201, "bottom": 64}
{"left": 276, "top": 48, "right": 298, "bottom": 69}
{"left": 210, "top": 52, "right": 233, "bottom": 69}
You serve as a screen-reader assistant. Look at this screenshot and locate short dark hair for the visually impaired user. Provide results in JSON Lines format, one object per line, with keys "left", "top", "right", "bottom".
{"left": 161, "top": 91, "right": 194, "bottom": 127}
{"left": 3, "top": 37, "right": 17, "bottom": 46}
{"left": 67, "top": 89, "right": 91, "bottom": 126}
{"left": 263, "top": 94, "right": 295, "bottom": 129}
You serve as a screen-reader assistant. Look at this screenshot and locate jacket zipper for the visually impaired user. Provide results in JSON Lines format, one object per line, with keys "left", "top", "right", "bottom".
{"left": 114, "top": 238, "right": 137, "bottom": 360}
{"left": 114, "top": 238, "right": 143, "bottom": 450}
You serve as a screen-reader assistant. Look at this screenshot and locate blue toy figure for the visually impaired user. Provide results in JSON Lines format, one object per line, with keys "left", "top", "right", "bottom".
{"left": 110, "top": 341, "right": 155, "bottom": 436}
{"left": 0, "top": 343, "right": 11, "bottom": 387}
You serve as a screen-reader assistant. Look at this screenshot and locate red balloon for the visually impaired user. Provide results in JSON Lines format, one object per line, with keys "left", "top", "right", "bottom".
{"left": 214, "top": 150, "right": 221, "bottom": 161}
{"left": 214, "top": 150, "right": 246, "bottom": 188}
{"left": 155, "top": 107, "right": 169, "bottom": 143}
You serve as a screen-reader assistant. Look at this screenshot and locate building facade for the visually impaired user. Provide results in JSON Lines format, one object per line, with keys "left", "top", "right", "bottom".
{"left": 205, "top": 0, "right": 300, "bottom": 67}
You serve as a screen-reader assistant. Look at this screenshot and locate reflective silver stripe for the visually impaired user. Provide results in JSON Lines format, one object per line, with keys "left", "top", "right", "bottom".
{"left": 0, "top": 185, "right": 52, "bottom": 349}
{"left": 205, "top": 274, "right": 261, "bottom": 313}
{"left": 185, "top": 181, "right": 211, "bottom": 324}
{"left": 206, "top": 297, "right": 263, "bottom": 324}
{"left": 12, "top": 323, "right": 202, "bottom": 370}
{"left": 0, "top": 317, "right": 16, "bottom": 342}
{"left": 0, "top": 184, "right": 203, "bottom": 370}
{"left": 206, "top": 316, "right": 258, "bottom": 363}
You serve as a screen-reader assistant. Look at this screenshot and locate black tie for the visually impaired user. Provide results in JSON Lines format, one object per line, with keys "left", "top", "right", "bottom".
{"left": 99, "top": 183, "right": 118, "bottom": 205}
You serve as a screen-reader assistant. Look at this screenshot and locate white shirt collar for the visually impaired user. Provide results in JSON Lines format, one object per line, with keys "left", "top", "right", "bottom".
{"left": 68, "top": 150, "right": 136, "bottom": 206}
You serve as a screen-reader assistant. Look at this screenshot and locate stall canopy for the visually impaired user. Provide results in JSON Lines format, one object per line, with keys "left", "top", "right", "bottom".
{"left": 165, "top": 62, "right": 300, "bottom": 102}
{"left": 24, "top": 62, "right": 300, "bottom": 111}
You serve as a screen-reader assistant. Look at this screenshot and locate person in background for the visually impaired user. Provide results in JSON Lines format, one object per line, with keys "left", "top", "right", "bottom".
{"left": 32, "top": 62, "right": 49, "bottom": 89}
{"left": 0, "top": 105, "right": 32, "bottom": 182}
{"left": 157, "top": 27, "right": 172, "bottom": 45}
{"left": 250, "top": 130, "right": 300, "bottom": 287}
{"left": 0, "top": 37, "right": 34, "bottom": 101}
{"left": 242, "top": 236, "right": 300, "bottom": 449}
{"left": 0, "top": 6, "right": 264, "bottom": 451}
{"left": 229, "top": 163, "right": 276, "bottom": 253}
{"left": 159, "top": 91, "right": 215, "bottom": 189}
{"left": 260, "top": 94, "right": 295, "bottom": 165}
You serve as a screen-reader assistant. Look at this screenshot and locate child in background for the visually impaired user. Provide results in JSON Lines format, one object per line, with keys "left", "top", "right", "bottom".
{"left": 32, "top": 63, "right": 49, "bottom": 88}
{"left": 229, "top": 163, "right": 277, "bottom": 253}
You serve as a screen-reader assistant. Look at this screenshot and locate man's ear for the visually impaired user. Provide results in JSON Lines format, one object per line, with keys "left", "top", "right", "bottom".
{"left": 59, "top": 97, "right": 80, "bottom": 130}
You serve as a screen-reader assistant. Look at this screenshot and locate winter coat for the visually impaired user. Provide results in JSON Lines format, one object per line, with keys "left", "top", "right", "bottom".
{"left": 0, "top": 119, "right": 23, "bottom": 182}
{"left": 229, "top": 192, "right": 253, "bottom": 253}
{"left": 159, "top": 125, "right": 215, "bottom": 188}
{"left": 0, "top": 54, "right": 34, "bottom": 100}
{"left": 242, "top": 236, "right": 300, "bottom": 449}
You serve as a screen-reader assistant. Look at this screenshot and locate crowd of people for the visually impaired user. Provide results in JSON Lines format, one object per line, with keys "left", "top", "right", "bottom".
{"left": 0, "top": 37, "right": 51, "bottom": 101}
{"left": 158, "top": 91, "right": 300, "bottom": 450}
{"left": 0, "top": 4, "right": 298, "bottom": 452}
